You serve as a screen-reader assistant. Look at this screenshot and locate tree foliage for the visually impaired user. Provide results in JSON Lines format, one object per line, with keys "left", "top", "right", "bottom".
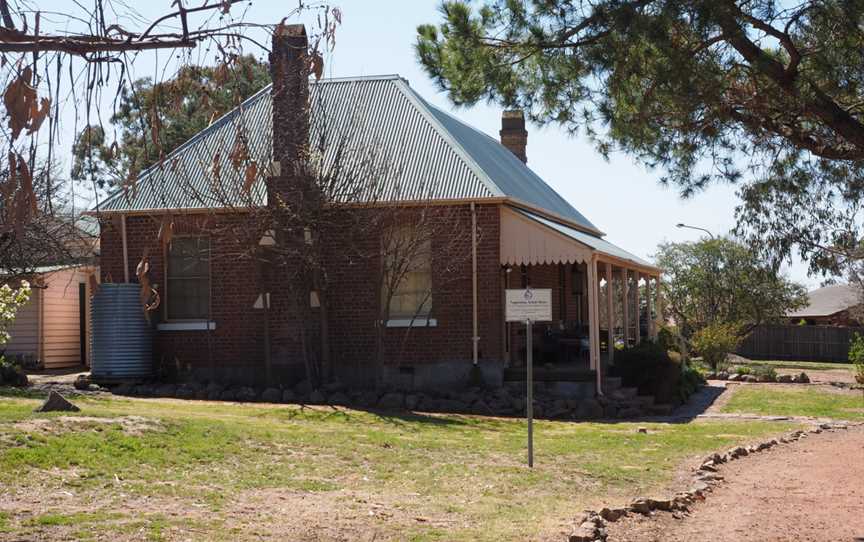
{"left": 417, "top": 1, "right": 864, "bottom": 274}
{"left": 655, "top": 238, "right": 807, "bottom": 338}
{"left": 691, "top": 322, "right": 740, "bottom": 372}
{"left": 0, "top": 280, "right": 29, "bottom": 346}
{"left": 72, "top": 55, "right": 270, "bottom": 189}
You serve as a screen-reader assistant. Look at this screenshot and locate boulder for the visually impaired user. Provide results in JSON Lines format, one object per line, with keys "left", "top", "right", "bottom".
{"left": 742, "top": 375, "right": 758, "bottom": 383}
{"left": 568, "top": 525, "right": 596, "bottom": 542}
{"left": 328, "top": 392, "right": 350, "bottom": 406}
{"left": 155, "top": 384, "right": 177, "bottom": 397}
{"left": 73, "top": 374, "right": 91, "bottom": 390}
{"left": 776, "top": 374, "right": 793, "bottom": 383}
{"left": 798, "top": 372, "right": 810, "bottom": 384}
{"left": 599, "top": 507, "right": 625, "bottom": 522}
{"left": 757, "top": 374, "right": 775, "bottom": 383}
{"left": 261, "top": 388, "right": 282, "bottom": 403}
{"left": 717, "top": 372, "right": 730, "bottom": 380}
{"left": 235, "top": 387, "right": 258, "bottom": 402}
{"left": 630, "top": 498, "right": 654, "bottom": 514}
{"left": 576, "top": 398, "right": 604, "bottom": 419}
{"left": 378, "top": 392, "right": 404, "bottom": 410}
{"left": 35, "top": 391, "right": 80, "bottom": 413}
{"left": 727, "top": 373, "right": 741, "bottom": 382}
{"left": 294, "top": 380, "right": 313, "bottom": 395}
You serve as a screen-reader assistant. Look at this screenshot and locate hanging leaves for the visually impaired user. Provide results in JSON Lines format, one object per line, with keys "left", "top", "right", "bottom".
{"left": 228, "top": 137, "right": 248, "bottom": 171}
{"left": 157, "top": 215, "right": 174, "bottom": 246}
{"left": 309, "top": 50, "right": 324, "bottom": 81}
{"left": 3, "top": 152, "right": 38, "bottom": 236}
{"left": 3, "top": 66, "right": 35, "bottom": 140}
{"left": 27, "top": 97, "right": 51, "bottom": 135}
{"left": 243, "top": 161, "right": 258, "bottom": 194}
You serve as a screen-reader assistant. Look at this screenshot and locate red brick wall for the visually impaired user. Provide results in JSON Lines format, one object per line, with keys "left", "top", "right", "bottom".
{"left": 98, "top": 203, "right": 503, "bottom": 385}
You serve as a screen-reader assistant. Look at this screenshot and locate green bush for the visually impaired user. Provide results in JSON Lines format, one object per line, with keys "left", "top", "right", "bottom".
{"left": 850, "top": 333, "right": 864, "bottom": 386}
{"left": 733, "top": 365, "right": 752, "bottom": 375}
{"left": 751, "top": 365, "right": 777, "bottom": 380}
{"left": 0, "top": 356, "right": 28, "bottom": 387}
{"left": 691, "top": 323, "right": 741, "bottom": 372}
{"left": 611, "top": 341, "right": 704, "bottom": 405}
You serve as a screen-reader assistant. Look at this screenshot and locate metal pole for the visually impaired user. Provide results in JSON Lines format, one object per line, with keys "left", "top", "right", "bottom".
{"left": 526, "top": 318, "right": 534, "bottom": 468}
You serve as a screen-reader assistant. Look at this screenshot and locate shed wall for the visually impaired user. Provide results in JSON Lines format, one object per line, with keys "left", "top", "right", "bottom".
{"left": 3, "top": 288, "right": 40, "bottom": 361}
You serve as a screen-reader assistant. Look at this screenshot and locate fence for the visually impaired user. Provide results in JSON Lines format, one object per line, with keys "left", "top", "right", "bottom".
{"left": 737, "top": 324, "right": 864, "bottom": 363}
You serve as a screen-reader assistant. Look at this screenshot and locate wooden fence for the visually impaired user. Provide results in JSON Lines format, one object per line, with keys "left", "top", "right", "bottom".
{"left": 737, "top": 324, "right": 864, "bottom": 363}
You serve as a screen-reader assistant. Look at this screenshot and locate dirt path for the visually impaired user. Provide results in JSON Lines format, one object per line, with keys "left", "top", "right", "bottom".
{"left": 606, "top": 425, "right": 864, "bottom": 542}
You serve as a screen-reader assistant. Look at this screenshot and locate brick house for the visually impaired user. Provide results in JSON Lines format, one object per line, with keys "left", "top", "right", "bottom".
{"left": 91, "top": 26, "right": 661, "bottom": 394}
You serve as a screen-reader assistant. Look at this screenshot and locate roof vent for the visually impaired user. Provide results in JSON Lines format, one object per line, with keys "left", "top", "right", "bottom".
{"left": 500, "top": 110, "right": 527, "bottom": 163}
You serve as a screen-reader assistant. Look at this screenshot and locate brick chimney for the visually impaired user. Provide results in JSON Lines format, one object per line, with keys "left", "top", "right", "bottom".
{"left": 268, "top": 23, "right": 309, "bottom": 203}
{"left": 499, "top": 110, "right": 527, "bottom": 163}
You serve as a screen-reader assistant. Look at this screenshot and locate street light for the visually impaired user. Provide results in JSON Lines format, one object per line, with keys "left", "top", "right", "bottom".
{"left": 676, "top": 223, "right": 715, "bottom": 239}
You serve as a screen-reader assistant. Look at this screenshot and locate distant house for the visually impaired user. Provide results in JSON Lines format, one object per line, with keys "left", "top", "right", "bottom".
{"left": 3, "top": 264, "right": 99, "bottom": 369}
{"left": 787, "top": 284, "right": 861, "bottom": 326}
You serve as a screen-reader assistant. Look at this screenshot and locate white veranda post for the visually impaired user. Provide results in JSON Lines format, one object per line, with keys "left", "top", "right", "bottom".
{"left": 605, "top": 262, "right": 614, "bottom": 363}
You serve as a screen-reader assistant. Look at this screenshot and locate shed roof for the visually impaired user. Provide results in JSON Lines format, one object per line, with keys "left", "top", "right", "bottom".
{"left": 95, "top": 75, "right": 600, "bottom": 233}
{"left": 787, "top": 284, "right": 861, "bottom": 318}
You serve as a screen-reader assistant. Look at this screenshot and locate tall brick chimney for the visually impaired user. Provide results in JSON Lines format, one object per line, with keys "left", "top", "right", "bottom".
{"left": 268, "top": 23, "right": 309, "bottom": 203}
{"left": 499, "top": 110, "right": 527, "bottom": 163}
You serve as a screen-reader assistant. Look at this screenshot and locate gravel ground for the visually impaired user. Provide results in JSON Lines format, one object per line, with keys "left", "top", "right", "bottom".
{"left": 606, "top": 424, "right": 864, "bottom": 542}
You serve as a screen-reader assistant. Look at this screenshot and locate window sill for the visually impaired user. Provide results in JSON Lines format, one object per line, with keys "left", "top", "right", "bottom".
{"left": 386, "top": 318, "right": 437, "bottom": 328}
{"left": 157, "top": 321, "right": 216, "bottom": 331}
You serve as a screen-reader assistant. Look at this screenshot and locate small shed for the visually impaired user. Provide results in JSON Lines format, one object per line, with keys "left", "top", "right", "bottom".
{"left": 3, "top": 265, "right": 99, "bottom": 369}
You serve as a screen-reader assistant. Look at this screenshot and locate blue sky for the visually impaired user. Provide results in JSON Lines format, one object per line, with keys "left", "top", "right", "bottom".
{"left": 55, "top": 0, "right": 817, "bottom": 287}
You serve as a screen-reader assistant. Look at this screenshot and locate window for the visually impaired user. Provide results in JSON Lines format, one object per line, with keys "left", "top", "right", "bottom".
{"left": 166, "top": 237, "right": 211, "bottom": 320}
{"left": 384, "top": 228, "right": 432, "bottom": 321}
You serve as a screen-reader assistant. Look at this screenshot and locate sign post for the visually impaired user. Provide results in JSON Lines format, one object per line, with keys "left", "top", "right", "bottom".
{"left": 505, "top": 287, "right": 552, "bottom": 468}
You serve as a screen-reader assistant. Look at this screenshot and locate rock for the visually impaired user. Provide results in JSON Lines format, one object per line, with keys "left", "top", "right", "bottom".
{"left": 742, "top": 375, "right": 758, "bottom": 383}
{"left": 35, "top": 391, "right": 80, "bottom": 412}
{"left": 651, "top": 498, "right": 672, "bottom": 511}
{"left": 568, "top": 525, "right": 596, "bottom": 542}
{"left": 405, "top": 394, "right": 421, "bottom": 410}
{"left": 437, "top": 399, "right": 467, "bottom": 413}
{"left": 798, "top": 372, "right": 810, "bottom": 383}
{"left": 281, "top": 389, "right": 296, "bottom": 403}
{"left": 73, "top": 374, "right": 91, "bottom": 390}
{"left": 357, "top": 390, "right": 380, "bottom": 408}
{"left": 717, "top": 372, "right": 729, "bottom": 380}
{"left": 728, "top": 446, "right": 748, "bottom": 459}
{"left": 576, "top": 399, "right": 604, "bottom": 419}
{"left": 757, "top": 374, "right": 775, "bottom": 382}
{"left": 323, "top": 381, "right": 346, "bottom": 393}
{"left": 636, "top": 426, "right": 648, "bottom": 434}
{"left": 776, "top": 374, "right": 793, "bottom": 383}
{"left": 689, "top": 481, "right": 710, "bottom": 496}
{"left": 155, "top": 384, "right": 177, "bottom": 397}
{"left": 378, "top": 392, "right": 404, "bottom": 410}
{"left": 308, "top": 389, "right": 326, "bottom": 404}
{"left": 175, "top": 386, "right": 194, "bottom": 399}
{"left": 699, "top": 462, "right": 717, "bottom": 472}
{"left": 630, "top": 498, "right": 653, "bottom": 514}
{"left": 328, "top": 392, "right": 350, "bottom": 406}
{"left": 235, "top": 387, "right": 258, "bottom": 402}
{"left": 261, "top": 388, "right": 282, "bottom": 403}
{"left": 294, "top": 380, "right": 313, "bottom": 395}
{"left": 599, "top": 507, "right": 625, "bottom": 522}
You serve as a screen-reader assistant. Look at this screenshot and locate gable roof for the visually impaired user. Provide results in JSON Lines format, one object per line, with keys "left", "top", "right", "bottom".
{"left": 94, "top": 75, "right": 600, "bottom": 234}
{"left": 787, "top": 284, "right": 861, "bottom": 318}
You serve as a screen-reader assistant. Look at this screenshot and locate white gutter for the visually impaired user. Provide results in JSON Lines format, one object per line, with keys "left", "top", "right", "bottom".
{"left": 471, "top": 202, "right": 479, "bottom": 365}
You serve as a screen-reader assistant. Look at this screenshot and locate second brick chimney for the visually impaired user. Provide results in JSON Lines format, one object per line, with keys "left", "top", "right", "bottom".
{"left": 499, "top": 110, "right": 527, "bottom": 163}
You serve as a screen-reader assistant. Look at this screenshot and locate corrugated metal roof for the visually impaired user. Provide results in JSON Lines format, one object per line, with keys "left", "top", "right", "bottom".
{"left": 95, "top": 75, "right": 598, "bottom": 232}
{"left": 511, "top": 207, "right": 657, "bottom": 271}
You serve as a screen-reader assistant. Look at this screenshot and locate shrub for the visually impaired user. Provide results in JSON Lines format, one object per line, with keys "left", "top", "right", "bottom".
{"left": 691, "top": 322, "right": 741, "bottom": 372}
{"left": 733, "top": 365, "right": 752, "bottom": 375}
{"left": 612, "top": 341, "right": 704, "bottom": 405}
{"left": 0, "top": 356, "right": 28, "bottom": 387}
{"left": 751, "top": 364, "right": 777, "bottom": 380}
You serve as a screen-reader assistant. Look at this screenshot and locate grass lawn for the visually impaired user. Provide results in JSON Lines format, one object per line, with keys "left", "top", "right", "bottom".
{"left": 722, "top": 385, "right": 864, "bottom": 421}
{"left": 0, "top": 391, "right": 800, "bottom": 541}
